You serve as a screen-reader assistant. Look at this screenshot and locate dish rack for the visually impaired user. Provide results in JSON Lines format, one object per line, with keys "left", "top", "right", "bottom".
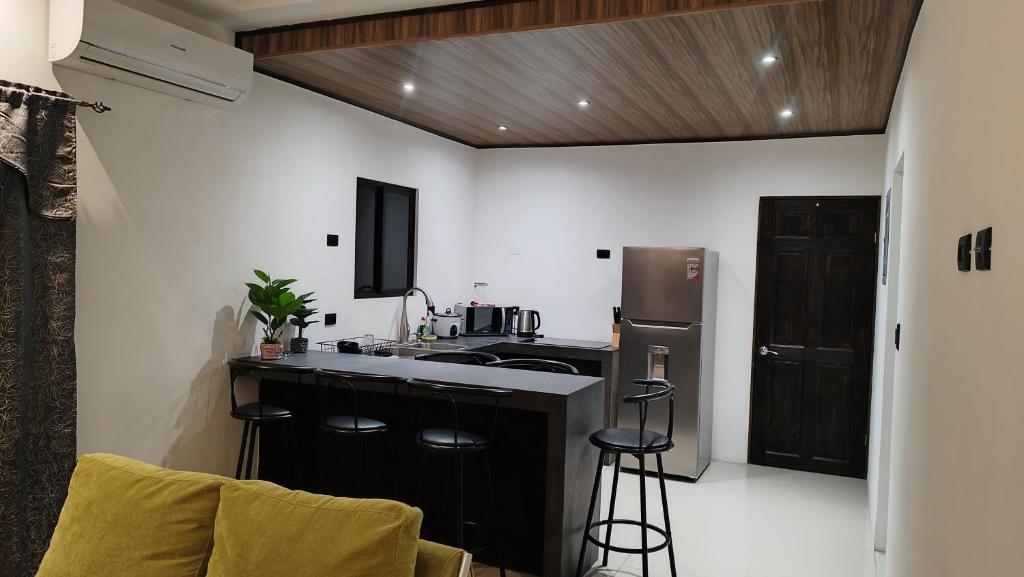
{"left": 317, "top": 336, "right": 397, "bottom": 356}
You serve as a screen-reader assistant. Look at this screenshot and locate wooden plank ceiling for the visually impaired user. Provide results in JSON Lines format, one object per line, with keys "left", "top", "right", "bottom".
{"left": 237, "top": 0, "right": 922, "bottom": 147}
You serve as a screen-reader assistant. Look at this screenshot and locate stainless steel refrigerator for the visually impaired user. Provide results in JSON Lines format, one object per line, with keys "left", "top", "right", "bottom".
{"left": 618, "top": 246, "right": 718, "bottom": 480}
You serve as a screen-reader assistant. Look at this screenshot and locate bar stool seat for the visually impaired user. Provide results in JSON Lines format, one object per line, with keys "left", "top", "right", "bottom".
{"left": 590, "top": 428, "right": 672, "bottom": 453}
{"left": 232, "top": 402, "right": 292, "bottom": 421}
{"left": 324, "top": 415, "right": 388, "bottom": 433}
{"left": 418, "top": 428, "right": 489, "bottom": 450}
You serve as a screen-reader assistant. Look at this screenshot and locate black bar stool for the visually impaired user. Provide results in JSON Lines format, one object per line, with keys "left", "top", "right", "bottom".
{"left": 487, "top": 358, "right": 579, "bottom": 374}
{"left": 414, "top": 351, "right": 500, "bottom": 365}
{"left": 226, "top": 360, "right": 310, "bottom": 482}
{"left": 313, "top": 368, "right": 403, "bottom": 498}
{"left": 575, "top": 378, "right": 678, "bottom": 577}
{"left": 406, "top": 378, "right": 512, "bottom": 577}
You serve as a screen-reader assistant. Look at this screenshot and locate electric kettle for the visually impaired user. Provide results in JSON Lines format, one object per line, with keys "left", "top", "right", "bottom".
{"left": 516, "top": 309, "right": 541, "bottom": 337}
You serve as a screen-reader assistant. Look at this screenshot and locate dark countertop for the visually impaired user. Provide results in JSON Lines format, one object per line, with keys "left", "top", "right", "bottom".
{"left": 442, "top": 334, "right": 617, "bottom": 363}
{"left": 234, "top": 350, "right": 603, "bottom": 397}
{"left": 445, "top": 334, "right": 616, "bottom": 351}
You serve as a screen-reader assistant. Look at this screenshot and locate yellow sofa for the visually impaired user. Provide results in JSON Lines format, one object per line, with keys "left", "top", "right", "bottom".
{"left": 36, "top": 454, "right": 470, "bottom": 577}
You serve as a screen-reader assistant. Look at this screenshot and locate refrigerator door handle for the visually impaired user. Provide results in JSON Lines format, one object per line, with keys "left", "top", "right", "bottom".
{"left": 626, "top": 319, "right": 694, "bottom": 331}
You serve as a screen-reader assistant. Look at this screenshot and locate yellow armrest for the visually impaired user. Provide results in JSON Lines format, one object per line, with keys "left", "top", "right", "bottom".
{"left": 416, "top": 539, "right": 471, "bottom": 577}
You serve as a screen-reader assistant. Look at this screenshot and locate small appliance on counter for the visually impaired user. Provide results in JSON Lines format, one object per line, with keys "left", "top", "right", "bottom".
{"left": 431, "top": 308, "right": 462, "bottom": 338}
{"left": 503, "top": 306, "right": 520, "bottom": 335}
{"left": 515, "top": 309, "right": 542, "bottom": 338}
{"left": 455, "top": 303, "right": 512, "bottom": 336}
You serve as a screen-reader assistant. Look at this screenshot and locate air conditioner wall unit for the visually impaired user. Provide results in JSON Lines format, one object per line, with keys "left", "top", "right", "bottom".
{"left": 50, "top": 0, "right": 254, "bottom": 105}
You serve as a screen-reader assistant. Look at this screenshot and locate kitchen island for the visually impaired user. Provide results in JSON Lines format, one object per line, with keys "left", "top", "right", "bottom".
{"left": 229, "top": 345, "right": 609, "bottom": 577}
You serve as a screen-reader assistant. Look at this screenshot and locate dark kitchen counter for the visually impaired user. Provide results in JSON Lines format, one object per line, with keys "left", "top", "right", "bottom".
{"left": 233, "top": 350, "right": 601, "bottom": 397}
{"left": 276, "top": 334, "right": 619, "bottom": 424}
{"left": 229, "top": 347, "right": 606, "bottom": 577}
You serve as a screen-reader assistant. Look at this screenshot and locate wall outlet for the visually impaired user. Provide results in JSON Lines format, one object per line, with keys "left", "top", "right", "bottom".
{"left": 596, "top": 249, "right": 611, "bottom": 259}
{"left": 324, "top": 313, "right": 337, "bottom": 326}
{"left": 326, "top": 234, "right": 339, "bottom": 247}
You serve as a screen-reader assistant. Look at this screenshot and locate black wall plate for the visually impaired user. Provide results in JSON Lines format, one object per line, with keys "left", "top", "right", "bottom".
{"left": 957, "top": 233, "right": 972, "bottom": 271}
{"left": 326, "top": 234, "right": 339, "bottom": 247}
{"left": 324, "top": 313, "right": 337, "bottom": 326}
{"left": 596, "top": 249, "right": 611, "bottom": 259}
{"left": 975, "top": 227, "right": 992, "bottom": 270}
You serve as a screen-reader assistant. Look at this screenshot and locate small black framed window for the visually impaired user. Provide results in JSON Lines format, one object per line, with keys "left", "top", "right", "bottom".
{"left": 354, "top": 178, "right": 417, "bottom": 298}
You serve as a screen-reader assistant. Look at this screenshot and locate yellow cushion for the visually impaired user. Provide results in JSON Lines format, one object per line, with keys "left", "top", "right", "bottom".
{"left": 415, "top": 539, "right": 465, "bottom": 577}
{"left": 206, "top": 480, "right": 423, "bottom": 577}
{"left": 36, "top": 453, "right": 230, "bottom": 577}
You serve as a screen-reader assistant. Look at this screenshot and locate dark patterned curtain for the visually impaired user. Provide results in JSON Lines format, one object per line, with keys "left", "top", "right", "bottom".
{"left": 0, "top": 80, "right": 78, "bottom": 577}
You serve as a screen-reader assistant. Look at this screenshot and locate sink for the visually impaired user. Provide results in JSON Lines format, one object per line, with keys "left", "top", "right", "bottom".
{"left": 391, "top": 341, "right": 467, "bottom": 357}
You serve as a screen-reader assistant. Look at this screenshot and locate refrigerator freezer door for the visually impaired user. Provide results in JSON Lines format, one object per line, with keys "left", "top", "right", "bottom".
{"left": 621, "top": 247, "right": 706, "bottom": 324}
{"left": 619, "top": 319, "right": 703, "bottom": 478}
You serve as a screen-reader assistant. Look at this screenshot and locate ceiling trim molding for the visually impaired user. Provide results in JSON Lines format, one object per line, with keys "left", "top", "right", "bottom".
{"left": 236, "top": 0, "right": 814, "bottom": 58}
{"left": 475, "top": 129, "right": 889, "bottom": 149}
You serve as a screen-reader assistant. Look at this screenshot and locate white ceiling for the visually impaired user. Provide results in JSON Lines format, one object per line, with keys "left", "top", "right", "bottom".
{"left": 170, "top": 0, "right": 460, "bottom": 31}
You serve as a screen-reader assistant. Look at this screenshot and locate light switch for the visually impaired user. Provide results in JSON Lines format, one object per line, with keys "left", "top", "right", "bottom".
{"left": 957, "top": 234, "right": 972, "bottom": 271}
{"left": 975, "top": 227, "right": 992, "bottom": 270}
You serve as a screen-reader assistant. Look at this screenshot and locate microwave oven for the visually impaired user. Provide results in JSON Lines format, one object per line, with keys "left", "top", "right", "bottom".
{"left": 454, "top": 304, "right": 517, "bottom": 336}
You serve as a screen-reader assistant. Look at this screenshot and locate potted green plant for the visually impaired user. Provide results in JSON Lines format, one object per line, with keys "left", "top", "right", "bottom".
{"left": 245, "top": 269, "right": 304, "bottom": 360}
{"left": 288, "top": 294, "right": 318, "bottom": 353}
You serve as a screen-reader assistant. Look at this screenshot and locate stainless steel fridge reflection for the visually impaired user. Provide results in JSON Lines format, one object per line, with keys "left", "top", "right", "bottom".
{"left": 618, "top": 247, "right": 718, "bottom": 480}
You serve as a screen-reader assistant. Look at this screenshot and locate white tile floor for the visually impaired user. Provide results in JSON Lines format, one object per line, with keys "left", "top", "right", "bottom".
{"left": 477, "top": 461, "right": 882, "bottom": 577}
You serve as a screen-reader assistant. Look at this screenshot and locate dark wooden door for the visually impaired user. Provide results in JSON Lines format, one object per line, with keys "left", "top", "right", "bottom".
{"left": 748, "top": 197, "right": 879, "bottom": 478}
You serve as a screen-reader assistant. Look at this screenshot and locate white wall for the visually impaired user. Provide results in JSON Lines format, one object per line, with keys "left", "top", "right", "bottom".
{"left": 2, "top": 0, "right": 477, "bottom": 475}
{"left": 881, "top": 1, "right": 1024, "bottom": 575}
{"left": 474, "top": 137, "right": 885, "bottom": 462}
{"left": 9, "top": 1, "right": 1024, "bottom": 572}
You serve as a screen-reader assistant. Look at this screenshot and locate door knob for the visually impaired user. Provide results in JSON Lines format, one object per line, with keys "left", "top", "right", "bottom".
{"left": 759, "top": 346, "right": 779, "bottom": 356}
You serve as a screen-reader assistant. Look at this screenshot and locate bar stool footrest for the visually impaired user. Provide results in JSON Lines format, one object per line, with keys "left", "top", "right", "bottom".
{"left": 585, "top": 519, "right": 671, "bottom": 554}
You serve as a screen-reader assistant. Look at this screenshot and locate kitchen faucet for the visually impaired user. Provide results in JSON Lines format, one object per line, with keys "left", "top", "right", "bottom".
{"left": 398, "top": 286, "right": 435, "bottom": 342}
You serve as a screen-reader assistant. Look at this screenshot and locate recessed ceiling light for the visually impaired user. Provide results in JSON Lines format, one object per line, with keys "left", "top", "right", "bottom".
{"left": 497, "top": 124, "right": 508, "bottom": 131}
{"left": 779, "top": 108, "right": 795, "bottom": 119}
{"left": 402, "top": 82, "right": 415, "bottom": 93}
{"left": 761, "top": 55, "right": 779, "bottom": 66}
{"left": 577, "top": 99, "right": 590, "bottom": 108}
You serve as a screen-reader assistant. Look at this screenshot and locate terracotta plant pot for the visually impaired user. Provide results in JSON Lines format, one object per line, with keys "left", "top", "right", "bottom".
{"left": 290, "top": 337, "right": 308, "bottom": 354}
{"left": 260, "top": 342, "right": 284, "bottom": 360}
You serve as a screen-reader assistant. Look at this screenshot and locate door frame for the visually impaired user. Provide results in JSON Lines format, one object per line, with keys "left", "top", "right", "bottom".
{"left": 873, "top": 154, "right": 905, "bottom": 551}
{"left": 746, "top": 195, "right": 881, "bottom": 478}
